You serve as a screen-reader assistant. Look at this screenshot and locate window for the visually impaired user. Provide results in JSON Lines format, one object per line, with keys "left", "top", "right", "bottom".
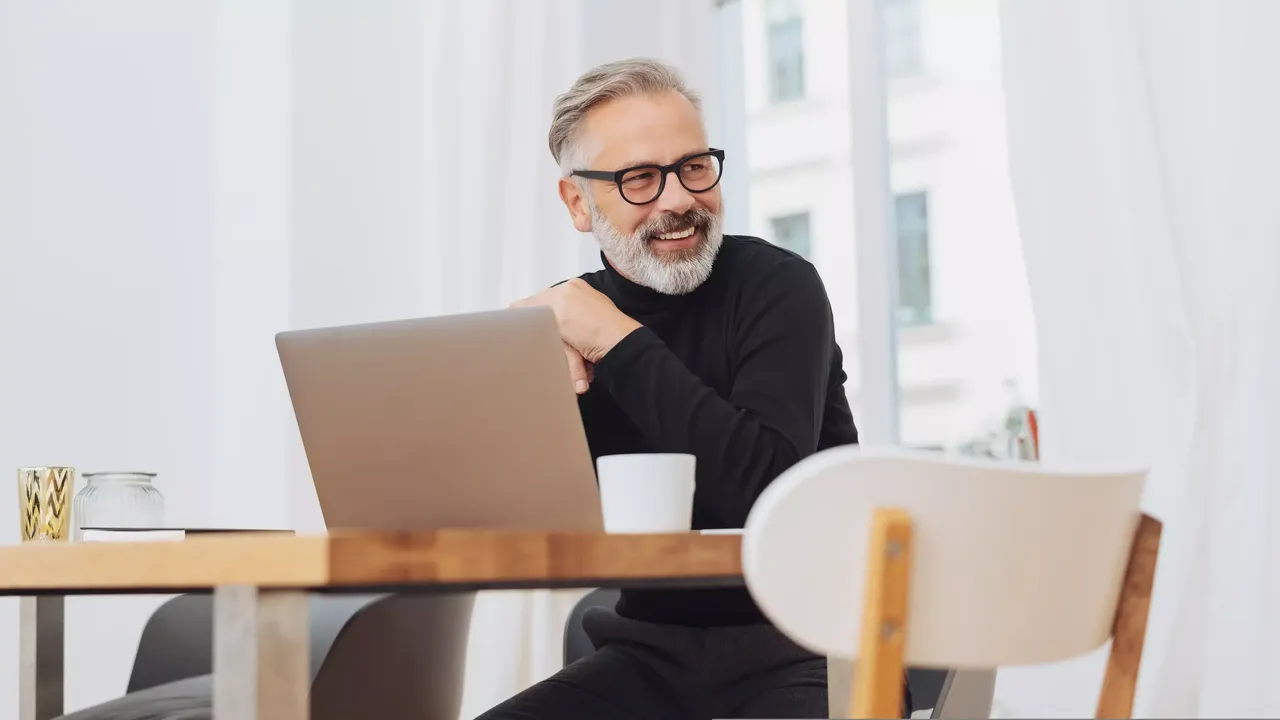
{"left": 730, "top": 0, "right": 1039, "bottom": 452}
{"left": 770, "top": 211, "right": 812, "bottom": 259}
{"left": 767, "top": 0, "right": 805, "bottom": 103}
{"left": 895, "top": 192, "right": 931, "bottom": 326}
{"left": 883, "top": 0, "right": 923, "bottom": 79}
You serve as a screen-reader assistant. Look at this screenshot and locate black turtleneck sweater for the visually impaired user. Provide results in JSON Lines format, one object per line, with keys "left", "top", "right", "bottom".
{"left": 578, "top": 234, "right": 858, "bottom": 627}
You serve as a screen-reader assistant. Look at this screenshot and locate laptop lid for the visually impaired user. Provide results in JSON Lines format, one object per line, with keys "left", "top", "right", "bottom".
{"left": 276, "top": 306, "right": 603, "bottom": 533}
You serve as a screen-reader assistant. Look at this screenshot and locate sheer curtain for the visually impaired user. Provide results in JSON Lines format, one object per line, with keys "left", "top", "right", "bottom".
{"left": 997, "top": 0, "right": 1280, "bottom": 716}
{"left": 421, "top": 3, "right": 722, "bottom": 715}
{"left": 289, "top": 1, "right": 722, "bottom": 716}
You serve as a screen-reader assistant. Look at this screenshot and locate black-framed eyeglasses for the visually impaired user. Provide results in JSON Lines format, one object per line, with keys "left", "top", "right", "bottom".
{"left": 571, "top": 149, "right": 725, "bottom": 206}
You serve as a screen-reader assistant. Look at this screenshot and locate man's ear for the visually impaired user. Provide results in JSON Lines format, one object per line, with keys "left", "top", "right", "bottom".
{"left": 558, "top": 178, "right": 593, "bottom": 233}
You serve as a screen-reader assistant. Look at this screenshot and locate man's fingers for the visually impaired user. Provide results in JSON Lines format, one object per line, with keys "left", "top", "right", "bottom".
{"left": 564, "top": 344, "right": 590, "bottom": 394}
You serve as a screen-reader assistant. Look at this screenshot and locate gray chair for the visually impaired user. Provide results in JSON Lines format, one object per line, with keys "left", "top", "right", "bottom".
{"left": 60, "top": 591, "right": 475, "bottom": 720}
{"left": 561, "top": 588, "right": 958, "bottom": 719}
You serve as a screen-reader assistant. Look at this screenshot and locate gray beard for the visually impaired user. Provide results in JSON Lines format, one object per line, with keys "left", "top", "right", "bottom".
{"left": 589, "top": 204, "right": 724, "bottom": 296}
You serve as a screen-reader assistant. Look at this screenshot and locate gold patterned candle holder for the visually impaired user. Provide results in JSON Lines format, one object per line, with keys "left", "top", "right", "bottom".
{"left": 18, "top": 466, "right": 76, "bottom": 542}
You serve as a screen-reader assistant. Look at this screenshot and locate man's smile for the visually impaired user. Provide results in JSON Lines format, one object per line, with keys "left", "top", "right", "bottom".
{"left": 650, "top": 227, "right": 700, "bottom": 251}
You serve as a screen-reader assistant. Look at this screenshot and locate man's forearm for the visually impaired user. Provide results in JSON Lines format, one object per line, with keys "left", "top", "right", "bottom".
{"left": 591, "top": 327, "right": 824, "bottom": 527}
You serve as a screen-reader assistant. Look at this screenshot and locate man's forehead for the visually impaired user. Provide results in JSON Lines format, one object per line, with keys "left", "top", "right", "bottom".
{"left": 612, "top": 146, "right": 711, "bottom": 170}
{"left": 582, "top": 92, "right": 708, "bottom": 169}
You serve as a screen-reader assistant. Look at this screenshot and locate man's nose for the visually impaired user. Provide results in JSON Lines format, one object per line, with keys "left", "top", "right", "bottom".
{"left": 654, "top": 171, "right": 695, "bottom": 214}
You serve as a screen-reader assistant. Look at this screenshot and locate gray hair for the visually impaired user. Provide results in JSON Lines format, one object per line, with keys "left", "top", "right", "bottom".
{"left": 549, "top": 58, "right": 702, "bottom": 177}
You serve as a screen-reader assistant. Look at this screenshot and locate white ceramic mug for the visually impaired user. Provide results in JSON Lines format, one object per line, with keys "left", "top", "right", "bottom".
{"left": 596, "top": 453, "right": 696, "bottom": 533}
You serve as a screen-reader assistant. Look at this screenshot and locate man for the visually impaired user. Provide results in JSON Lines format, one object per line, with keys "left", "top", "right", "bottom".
{"left": 482, "top": 59, "right": 892, "bottom": 719}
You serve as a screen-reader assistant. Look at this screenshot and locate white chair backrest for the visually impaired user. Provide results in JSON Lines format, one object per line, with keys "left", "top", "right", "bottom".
{"left": 743, "top": 446, "right": 1147, "bottom": 669}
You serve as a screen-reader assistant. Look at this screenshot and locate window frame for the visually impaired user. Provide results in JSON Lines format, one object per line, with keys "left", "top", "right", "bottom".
{"left": 715, "top": 0, "right": 902, "bottom": 444}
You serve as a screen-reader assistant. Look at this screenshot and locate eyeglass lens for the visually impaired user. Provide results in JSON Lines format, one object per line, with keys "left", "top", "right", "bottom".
{"left": 618, "top": 153, "right": 722, "bottom": 204}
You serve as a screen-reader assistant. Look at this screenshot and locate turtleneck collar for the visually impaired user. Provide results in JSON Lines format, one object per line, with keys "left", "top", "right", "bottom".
{"left": 600, "top": 252, "right": 691, "bottom": 315}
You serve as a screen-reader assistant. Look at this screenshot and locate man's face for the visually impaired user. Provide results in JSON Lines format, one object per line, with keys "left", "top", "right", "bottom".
{"left": 560, "top": 90, "right": 724, "bottom": 296}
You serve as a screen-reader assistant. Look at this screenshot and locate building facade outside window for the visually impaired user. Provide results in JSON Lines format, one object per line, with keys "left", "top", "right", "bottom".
{"left": 895, "top": 191, "right": 931, "bottom": 327}
{"left": 766, "top": 0, "right": 805, "bottom": 103}
{"left": 769, "top": 211, "right": 812, "bottom": 259}
{"left": 883, "top": 0, "right": 924, "bottom": 79}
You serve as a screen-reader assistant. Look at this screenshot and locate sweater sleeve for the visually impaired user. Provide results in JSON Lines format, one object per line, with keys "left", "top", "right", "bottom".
{"left": 590, "top": 258, "right": 835, "bottom": 527}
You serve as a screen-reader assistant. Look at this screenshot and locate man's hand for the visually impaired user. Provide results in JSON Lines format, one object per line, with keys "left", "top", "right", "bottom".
{"left": 562, "top": 343, "right": 592, "bottom": 395}
{"left": 512, "top": 279, "right": 641, "bottom": 391}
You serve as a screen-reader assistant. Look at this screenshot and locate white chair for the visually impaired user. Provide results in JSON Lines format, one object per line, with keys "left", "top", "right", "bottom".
{"left": 743, "top": 446, "right": 1161, "bottom": 719}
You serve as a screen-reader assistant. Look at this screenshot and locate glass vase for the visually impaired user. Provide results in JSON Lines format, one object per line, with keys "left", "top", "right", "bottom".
{"left": 72, "top": 471, "right": 165, "bottom": 540}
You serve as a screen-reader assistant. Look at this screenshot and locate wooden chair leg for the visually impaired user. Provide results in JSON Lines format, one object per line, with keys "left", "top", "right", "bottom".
{"left": 1095, "top": 513, "right": 1162, "bottom": 719}
{"left": 850, "top": 507, "right": 913, "bottom": 719}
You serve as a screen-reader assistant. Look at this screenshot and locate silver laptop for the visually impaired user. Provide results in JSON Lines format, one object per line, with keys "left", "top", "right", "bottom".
{"left": 275, "top": 306, "right": 604, "bottom": 533}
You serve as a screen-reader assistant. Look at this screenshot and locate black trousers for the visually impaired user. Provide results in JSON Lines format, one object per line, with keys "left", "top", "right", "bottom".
{"left": 476, "top": 607, "right": 909, "bottom": 720}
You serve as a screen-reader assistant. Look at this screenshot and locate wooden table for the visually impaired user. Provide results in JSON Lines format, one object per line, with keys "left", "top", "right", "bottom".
{"left": 0, "top": 530, "right": 743, "bottom": 720}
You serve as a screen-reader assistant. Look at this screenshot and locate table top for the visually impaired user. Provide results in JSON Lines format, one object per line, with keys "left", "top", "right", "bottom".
{"left": 0, "top": 530, "right": 743, "bottom": 595}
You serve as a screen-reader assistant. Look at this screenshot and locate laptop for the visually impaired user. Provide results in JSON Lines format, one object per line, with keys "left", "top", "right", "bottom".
{"left": 275, "top": 306, "right": 604, "bottom": 533}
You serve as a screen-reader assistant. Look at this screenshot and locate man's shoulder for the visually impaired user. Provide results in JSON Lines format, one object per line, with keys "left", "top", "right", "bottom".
{"left": 575, "top": 268, "right": 609, "bottom": 292}
{"left": 551, "top": 269, "right": 609, "bottom": 290}
{"left": 716, "top": 236, "right": 836, "bottom": 349}
{"left": 717, "top": 235, "right": 823, "bottom": 288}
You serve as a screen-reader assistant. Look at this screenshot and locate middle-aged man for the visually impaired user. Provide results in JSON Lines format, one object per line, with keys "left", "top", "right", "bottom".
{"left": 484, "top": 58, "right": 904, "bottom": 720}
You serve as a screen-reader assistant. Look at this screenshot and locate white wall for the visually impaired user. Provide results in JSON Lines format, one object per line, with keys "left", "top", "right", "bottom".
{"left": 0, "top": 0, "right": 295, "bottom": 714}
{"left": 285, "top": 0, "right": 439, "bottom": 533}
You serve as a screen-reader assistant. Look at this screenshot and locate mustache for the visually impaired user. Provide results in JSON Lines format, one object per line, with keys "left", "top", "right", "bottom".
{"left": 640, "top": 208, "right": 716, "bottom": 239}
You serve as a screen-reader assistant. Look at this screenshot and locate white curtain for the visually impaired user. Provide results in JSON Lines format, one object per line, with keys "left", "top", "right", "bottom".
{"left": 258, "top": 0, "right": 722, "bottom": 713}
{"left": 997, "top": 0, "right": 1280, "bottom": 717}
{"left": 416, "top": 3, "right": 599, "bottom": 710}
{"left": 412, "top": 1, "right": 722, "bottom": 716}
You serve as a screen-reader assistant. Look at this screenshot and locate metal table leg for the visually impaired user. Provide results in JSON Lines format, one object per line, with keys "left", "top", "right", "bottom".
{"left": 214, "top": 586, "right": 310, "bottom": 720}
{"left": 19, "top": 596, "right": 64, "bottom": 720}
